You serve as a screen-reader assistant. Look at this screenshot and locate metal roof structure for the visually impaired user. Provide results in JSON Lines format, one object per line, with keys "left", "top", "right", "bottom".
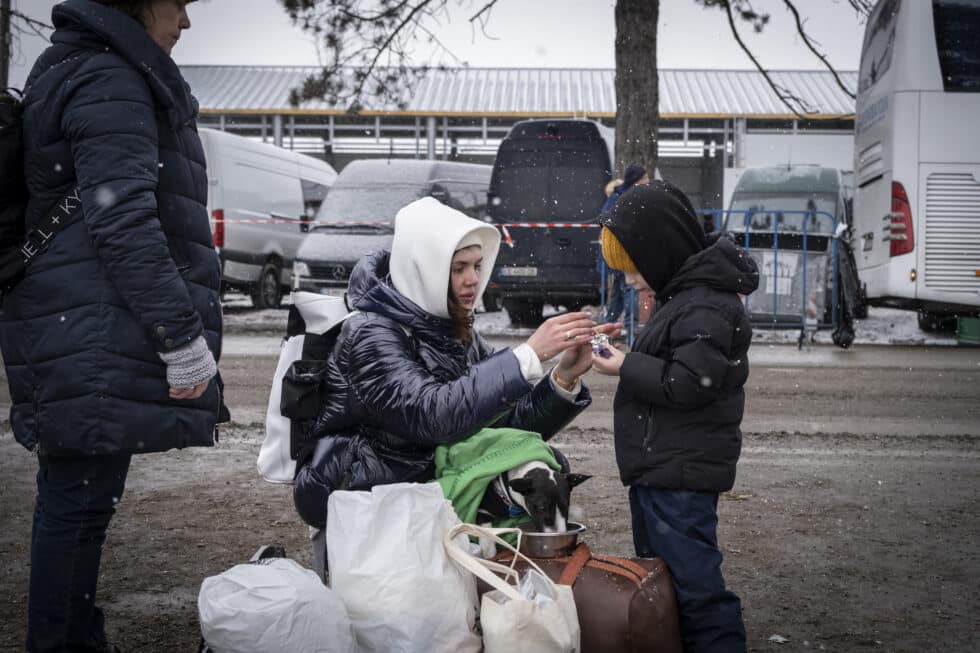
{"left": 180, "top": 66, "right": 857, "bottom": 119}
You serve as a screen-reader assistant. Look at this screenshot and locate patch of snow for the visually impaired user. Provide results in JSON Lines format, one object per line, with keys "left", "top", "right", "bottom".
{"left": 221, "top": 293, "right": 290, "bottom": 334}
{"left": 751, "top": 307, "right": 957, "bottom": 347}
{"left": 474, "top": 305, "right": 957, "bottom": 347}
{"left": 220, "top": 293, "right": 958, "bottom": 348}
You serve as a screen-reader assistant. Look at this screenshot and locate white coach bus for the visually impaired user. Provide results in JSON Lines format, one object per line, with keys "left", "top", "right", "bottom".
{"left": 852, "top": 0, "right": 980, "bottom": 330}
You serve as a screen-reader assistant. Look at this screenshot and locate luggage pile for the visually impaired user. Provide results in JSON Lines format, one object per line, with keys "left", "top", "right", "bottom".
{"left": 198, "top": 483, "right": 681, "bottom": 652}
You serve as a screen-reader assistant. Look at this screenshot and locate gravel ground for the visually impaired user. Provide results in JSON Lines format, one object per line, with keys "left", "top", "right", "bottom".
{"left": 0, "top": 303, "right": 977, "bottom": 652}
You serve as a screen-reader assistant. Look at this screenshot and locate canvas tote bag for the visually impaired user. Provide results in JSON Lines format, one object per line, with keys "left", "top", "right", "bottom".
{"left": 327, "top": 483, "right": 482, "bottom": 653}
{"left": 444, "top": 524, "right": 580, "bottom": 653}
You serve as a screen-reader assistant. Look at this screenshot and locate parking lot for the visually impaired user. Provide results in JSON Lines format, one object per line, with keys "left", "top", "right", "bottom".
{"left": 1, "top": 308, "right": 978, "bottom": 651}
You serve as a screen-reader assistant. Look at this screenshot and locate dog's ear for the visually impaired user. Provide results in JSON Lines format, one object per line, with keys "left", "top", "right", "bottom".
{"left": 564, "top": 473, "right": 592, "bottom": 488}
{"left": 508, "top": 477, "right": 534, "bottom": 496}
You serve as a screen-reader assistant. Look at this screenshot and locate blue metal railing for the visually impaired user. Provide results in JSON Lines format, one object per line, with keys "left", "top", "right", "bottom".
{"left": 597, "top": 208, "right": 840, "bottom": 344}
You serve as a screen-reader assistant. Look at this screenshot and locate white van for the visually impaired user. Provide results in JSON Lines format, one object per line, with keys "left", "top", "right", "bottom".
{"left": 852, "top": 0, "right": 980, "bottom": 330}
{"left": 199, "top": 129, "right": 338, "bottom": 308}
{"left": 292, "top": 158, "right": 491, "bottom": 297}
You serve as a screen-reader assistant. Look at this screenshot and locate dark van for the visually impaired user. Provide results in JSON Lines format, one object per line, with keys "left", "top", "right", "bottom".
{"left": 486, "top": 119, "right": 614, "bottom": 325}
{"left": 292, "top": 159, "right": 491, "bottom": 296}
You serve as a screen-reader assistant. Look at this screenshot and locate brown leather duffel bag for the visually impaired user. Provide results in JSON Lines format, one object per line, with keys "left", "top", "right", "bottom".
{"left": 487, "top": 542, "right": 682, "bottom": 653}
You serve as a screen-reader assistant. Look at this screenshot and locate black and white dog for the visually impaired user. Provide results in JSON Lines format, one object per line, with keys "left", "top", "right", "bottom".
{"left": 477, "top": 460, "right": 590, "bottom": 557}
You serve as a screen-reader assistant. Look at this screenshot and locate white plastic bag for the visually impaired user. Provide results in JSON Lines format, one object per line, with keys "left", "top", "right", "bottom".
{"left": 257, "top": 291, "right": 354, "bottom": 484}
{"left": 198, "top": 557, "right": 356, "bottom": 653}
{"left": 257, "top": 333, "right": 305, "bottom": 483}
{"left": 327, "top": 483, "right": 482, "bottom": 653}
{"left": 444, "top": 524, "right": 581, "bottom": 653}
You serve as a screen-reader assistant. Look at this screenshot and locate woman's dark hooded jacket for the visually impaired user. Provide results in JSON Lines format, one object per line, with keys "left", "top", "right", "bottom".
{"left": 293, "top": 199, "right": 590, "bottom": 529}
{"left": 0, "top": 0, "right": 224, "bottom": 456}
{"left": 602, "top": 182, "right": 760, "bottom": 492}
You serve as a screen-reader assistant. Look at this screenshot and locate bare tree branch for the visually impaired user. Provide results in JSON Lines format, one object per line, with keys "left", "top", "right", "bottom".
{"left": 718, "top": 0, "right": 818, "bottom": 117}
{"left": 6, "top": 8, "right": 50, "bottom": 39}
{"left": 337, "top": 0, "right": 413, "bottom": 23}
{"left": 782, "top": 0, "right": 855, "bottom": 99}
{"left": 845, "top": 0, "right": 874, "bottom": 16}
{"left": 468, "top": 0, "right": 499, "bottom": 26}
{"left": 354, "top": 0, "right": 433, "bottom": 96}
{"left": 416, "top": 21, "right": 466, "bottom": 66}
{"left": 468, "top": 0, "right": 500, "bottom": 41}
{"left": 282, "top": 0, "right": 483, "bottom": 110}
{"left": 283, "top": 0, "right": 849, "bottom": 121}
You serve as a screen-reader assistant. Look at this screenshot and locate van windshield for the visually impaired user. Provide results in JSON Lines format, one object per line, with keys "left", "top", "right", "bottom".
{"left": 725, "top": 194, "right": 837, "bottom": 235}
{"left": 490, "top": 149, "right": 608, "bottom": 223}
{"left": 933, "top": 0, "right": 980, "bottom": 92}
{"left": 315, "top": 183, "right": 425, "bottom": 224}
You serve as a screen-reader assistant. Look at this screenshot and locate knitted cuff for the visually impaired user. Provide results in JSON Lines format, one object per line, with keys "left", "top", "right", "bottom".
{"left": 158, "top": 335, "right": 217, "bottom": 388}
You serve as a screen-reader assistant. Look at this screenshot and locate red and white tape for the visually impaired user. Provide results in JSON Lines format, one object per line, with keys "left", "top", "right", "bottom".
{"left": 209, "top": 217, "right": 598, "bottom": 249}
{"left": 210, "top": 218, "right": 599, "bottom": 228}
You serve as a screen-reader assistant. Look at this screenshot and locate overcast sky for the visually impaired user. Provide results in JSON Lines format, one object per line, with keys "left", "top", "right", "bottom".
{"left": 8, "top": 0, "right": 868, "bottom": 88}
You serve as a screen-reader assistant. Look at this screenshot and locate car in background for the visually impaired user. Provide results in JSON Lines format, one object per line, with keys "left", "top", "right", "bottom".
{"left": 486, "top": 119, "right": 614, "bottom": 326}
{"left": 291, "top": 159, "right": 492, "bottom": 298}
{"left": 200, "top": 128, "right": 338, "bottom": 308}
{"left": 723, "top": 165, "right": 865, "bottom": 325}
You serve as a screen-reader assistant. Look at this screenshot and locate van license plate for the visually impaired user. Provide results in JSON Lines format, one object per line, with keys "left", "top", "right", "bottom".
{"left": 500, "top": 267, "right": 537, "bottom": 277}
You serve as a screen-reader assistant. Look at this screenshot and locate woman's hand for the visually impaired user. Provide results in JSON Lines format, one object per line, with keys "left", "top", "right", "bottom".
{"left": 555, "top": 322, "right": 622, "bottom": 382}
{"left": 169, "top": 381, "right": 209, "bottom": 400}
{"left": 525, "top": 311, "right": 595, "bottom": 361}
{"left": 591, "top": 341, "right": 626, "bottom": 376}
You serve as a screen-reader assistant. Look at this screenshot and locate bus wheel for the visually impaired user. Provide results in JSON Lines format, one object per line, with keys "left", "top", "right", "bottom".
{"left": 505, "top": 300, "right": 543, "bottom": 327}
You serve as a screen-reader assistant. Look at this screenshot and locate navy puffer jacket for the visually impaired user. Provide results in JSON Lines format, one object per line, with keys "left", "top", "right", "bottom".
{"left": 0, "top": 0, "right": 224, "bottom": 456}
{"left": 293, "top": 250, "right": 590, "bottom": 528}
{"left": 602, "top": 182, "right": 760, "bottom": 492}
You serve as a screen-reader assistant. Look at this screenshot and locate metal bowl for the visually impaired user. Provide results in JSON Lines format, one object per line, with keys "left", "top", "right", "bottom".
{"left": 516, "top": 522, "right": 586, "bottom": 558}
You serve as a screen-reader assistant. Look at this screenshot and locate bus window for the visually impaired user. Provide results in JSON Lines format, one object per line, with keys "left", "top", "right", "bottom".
{"left": 859, "top": 0, "right": 900, "bottom": 93}
{"left": 933, "top": 0, "right": 980, "bottom": 92}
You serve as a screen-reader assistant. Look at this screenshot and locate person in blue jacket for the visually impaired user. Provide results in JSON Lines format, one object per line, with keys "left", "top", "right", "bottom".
{"left": 292, "top": 197, "right": 620, "bottom": 565}
{"left": 601, "top": 163, "right": 650, "bottom": 325}
{"left": 0, "top": 1, "right": 225, "bottom": 650}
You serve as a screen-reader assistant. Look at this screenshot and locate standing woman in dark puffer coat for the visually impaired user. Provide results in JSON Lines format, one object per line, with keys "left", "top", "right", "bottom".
{"left": 0, "top": 1, "right": 226, "bottom": 650}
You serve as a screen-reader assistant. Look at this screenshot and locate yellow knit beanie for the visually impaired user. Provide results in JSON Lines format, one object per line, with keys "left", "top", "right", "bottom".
{"left": 601, "top": 227, "right": 639, "bottom": 273}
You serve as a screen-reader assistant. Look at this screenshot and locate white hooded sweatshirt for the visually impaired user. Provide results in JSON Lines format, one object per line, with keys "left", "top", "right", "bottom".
{"left": 387, "top": 197, "right": 575, "bottom": 388}
{"left": 389, "top": 197, "right": 500, "bottom": 319}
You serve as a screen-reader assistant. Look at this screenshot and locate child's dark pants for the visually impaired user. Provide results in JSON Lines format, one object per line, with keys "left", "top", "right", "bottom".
{"left": 630, "top": 486, "right": 746, "bottom": 653}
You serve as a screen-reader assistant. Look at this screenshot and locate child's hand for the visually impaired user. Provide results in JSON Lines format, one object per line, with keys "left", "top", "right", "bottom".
{"left": 591, "top": 343, "right": 625, "bottom": 376}
{"left": 593, "top": 321, "right": 622, "bottom": 340}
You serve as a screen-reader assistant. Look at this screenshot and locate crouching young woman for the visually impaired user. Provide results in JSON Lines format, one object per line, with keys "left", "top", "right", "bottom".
{"left": 292, "top": 197, "right": 615, "bottom": 567}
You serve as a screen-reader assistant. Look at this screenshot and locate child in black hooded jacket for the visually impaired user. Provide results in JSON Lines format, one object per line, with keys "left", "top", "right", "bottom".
{"left": 592, "top": 181, "right": 759, "bottom": 653}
